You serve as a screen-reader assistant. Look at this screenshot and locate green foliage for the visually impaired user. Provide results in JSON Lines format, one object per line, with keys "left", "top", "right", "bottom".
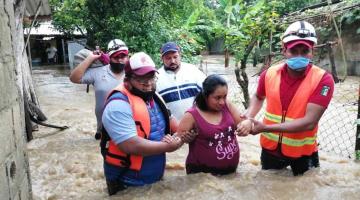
{"left": 340, "top": 8, "right": 360, "bottom": 28}
{"left": 48, "top": 0, "right": 360, "bottom": 66}
{"left": 276, "top": 0, "right": 321, "bottom": 15}
{"left": 213, "top": 0, "right": 283, "bottom": 63}
{"left": 49, "top": 0, "right": 209, "bottom": 65}
{"left": 315, "top": 2, "right": 360, "bottom": 43}
{"left": 50, "top": 0, "right": 87, "bottom": 35}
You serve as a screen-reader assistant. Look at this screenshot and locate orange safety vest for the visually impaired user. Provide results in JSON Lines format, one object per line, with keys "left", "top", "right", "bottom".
{"left": 260, "top": 63, "right": 325, "bottom": 158}
{"left": 101, "top": 85, "right": 170, "bottom": 171}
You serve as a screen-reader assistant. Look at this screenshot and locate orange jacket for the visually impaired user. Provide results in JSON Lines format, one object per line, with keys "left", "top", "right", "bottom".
{"left": 101, "top": 85, "right": 170, "bottom": 171}
{"left": 260, "top": 64, "right": 325, "bottom": 158}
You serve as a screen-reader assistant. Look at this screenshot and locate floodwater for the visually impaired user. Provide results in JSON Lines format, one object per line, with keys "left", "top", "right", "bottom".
{"left": 28, "top": 57, "right": 360, "bottom": 200}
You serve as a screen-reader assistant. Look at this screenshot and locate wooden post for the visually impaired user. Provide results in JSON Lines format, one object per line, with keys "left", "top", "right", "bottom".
{"left": 355, "top": 85, "right": 360, "bottom": 160}
{"left": 225, "top": 49, "right": 229, "bottom": 68}
{"left": 62, "top": 38, "right": 67, "bottom": 64}
{"left": 326, "top": 41, "right": 340, "bottom": 83}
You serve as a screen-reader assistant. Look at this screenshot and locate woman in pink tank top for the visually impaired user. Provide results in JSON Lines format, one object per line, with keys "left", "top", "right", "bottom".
{"left": 177, "top": 74, "right": 252, "bottom": 175}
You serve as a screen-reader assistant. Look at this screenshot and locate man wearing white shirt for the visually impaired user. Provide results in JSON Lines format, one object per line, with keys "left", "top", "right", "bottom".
{"left": 156, "top": 42, "right": 206, "bottom": 121}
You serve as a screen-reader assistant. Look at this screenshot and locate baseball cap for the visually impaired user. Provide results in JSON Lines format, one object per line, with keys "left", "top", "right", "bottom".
{"left": 107, "top": 39, "right": 129, "bottom": 57}
{"left": 160, "top": 42, "right": 180, "bottom": 56}
{"left": 125, "top": 52, "right": 157, "bottom": 76}
{"left": 111, "top": 50, "right": 128, "bottom": 58}
{"left": 285, "top": 40, "right": 314, "bottom": 49}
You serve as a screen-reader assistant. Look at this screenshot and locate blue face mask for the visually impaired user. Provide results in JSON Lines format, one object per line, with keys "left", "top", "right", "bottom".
{"left": 286, "top": 57, "right": 310, "bottom": 71}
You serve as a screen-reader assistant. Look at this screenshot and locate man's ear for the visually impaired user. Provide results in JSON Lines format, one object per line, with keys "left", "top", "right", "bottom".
{"left": 281, "top": 43, "right": 286, "bottom": 55}
{"left": 123, "top": 77, "right": 131, "bottom": 88}
{"left": 309, "top": 48, "right": 315, "bottom": 59}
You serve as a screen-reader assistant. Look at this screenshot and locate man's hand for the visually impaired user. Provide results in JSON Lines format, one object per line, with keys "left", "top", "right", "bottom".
{"left": 235, "top": 119, "right": 253, "bottom": 136}
{"left": 161, "top": 135, "right": 182, "bottom": 152}
{"left": 249, "top": 119, "right": 265, "bottom": 135}
{"left": 88, "top": 51, "right": 102, "bottom": 62}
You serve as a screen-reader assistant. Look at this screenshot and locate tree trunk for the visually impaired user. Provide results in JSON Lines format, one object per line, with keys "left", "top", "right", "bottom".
{"left": 224, "top": 48, "right": 230, "bottom": 68}
{"left": 234, "top": 40, "right": 257, "bottom": 108}
{"left": 13, "top": 0, "right": 42, "bottom": 141}
{"left": 235, "top": 62, "right": 249, "bottom": 108}
{"left": 327, "top": 42, "right": 340, "bottom": 83}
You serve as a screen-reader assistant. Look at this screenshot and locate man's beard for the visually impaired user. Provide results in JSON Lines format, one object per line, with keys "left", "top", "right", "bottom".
{"left": 164, "top": 63, "right": 179, "bottom": 71}
{"left": 110, "top": 62, "right": 125, "bottom": 74}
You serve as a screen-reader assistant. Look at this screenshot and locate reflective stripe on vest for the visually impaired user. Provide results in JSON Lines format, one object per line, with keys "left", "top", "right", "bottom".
{"left": 264, "top": 111, "right": 294, "bottom": 123}
{"left": 261, "top": 64, "right": 325, "bottom": 158}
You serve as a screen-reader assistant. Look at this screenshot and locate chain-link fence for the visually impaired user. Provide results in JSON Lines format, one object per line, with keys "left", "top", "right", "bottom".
{"left": 200, "top": 55, "right": 359, "bottom": 159}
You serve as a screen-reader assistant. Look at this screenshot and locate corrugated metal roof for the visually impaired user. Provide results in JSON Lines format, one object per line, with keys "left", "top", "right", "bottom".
{"left": 24, "top": 21, "right": 85, "bottom": 36}
{"left": 25, "top": 0, "right": 51, "bottom": 18}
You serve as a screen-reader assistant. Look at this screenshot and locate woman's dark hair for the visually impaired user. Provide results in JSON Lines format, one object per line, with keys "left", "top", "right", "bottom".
{"left": 194, "top": 74, "right": 227, "bottom": 111}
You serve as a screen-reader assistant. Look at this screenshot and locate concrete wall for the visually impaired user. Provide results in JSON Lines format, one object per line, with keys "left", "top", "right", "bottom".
{"left": 317, "top": 21, "right": 360, "bottom": 76}
{"left": 0, "top": 0, "right": 32, "bottom": 199}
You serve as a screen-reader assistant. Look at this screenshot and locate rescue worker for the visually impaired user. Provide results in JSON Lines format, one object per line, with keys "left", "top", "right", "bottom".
{"left": 236, "top": 21, "right": 334, "bottom": 175}
{"left": 101, "top": 52, "right": 183, "bottom": 195}
{"left": 70, "top": 39, "right": 129, "bottom": 140}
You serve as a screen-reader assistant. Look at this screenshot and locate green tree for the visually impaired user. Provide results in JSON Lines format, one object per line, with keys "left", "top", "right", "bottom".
{"left": 211, "top": 0, "right": 283, "bottom": 108}
{"left": 49, "top": 0, "right": 210, "bottom": 64}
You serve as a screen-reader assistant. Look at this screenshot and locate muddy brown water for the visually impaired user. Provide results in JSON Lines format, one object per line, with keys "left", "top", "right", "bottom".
{"left": 28, "top": 58, "right": 360, "bottom": 200}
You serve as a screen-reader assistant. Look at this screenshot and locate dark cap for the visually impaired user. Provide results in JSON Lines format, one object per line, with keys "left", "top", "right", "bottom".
{"left": 160, "top": 42, "right": 180, "bottom": 56}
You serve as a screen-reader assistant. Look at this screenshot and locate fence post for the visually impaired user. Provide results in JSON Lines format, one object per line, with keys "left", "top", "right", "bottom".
{"left": 356, "top": 85, "right": 360, "bottom": 160}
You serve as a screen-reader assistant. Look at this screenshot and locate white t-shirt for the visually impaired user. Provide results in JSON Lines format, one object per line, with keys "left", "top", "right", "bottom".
{"left": 156, "top": 62, "right": 206, "bottom": 121}
{"left": 46, "top": 47, "right": 57, "bottom": 59}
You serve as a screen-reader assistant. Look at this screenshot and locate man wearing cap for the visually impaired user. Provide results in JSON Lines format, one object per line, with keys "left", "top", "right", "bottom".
{"left": 236, "top": 21, "right": 334, "bottom": 175}
{"left": 156, "top": 42, "right": 206, "bottom": 121}
{"left": 101, "top": 52, "right": 183, "bottom": 195}
{"left": 70, "top": 39, "right": 129, "bottom": 140}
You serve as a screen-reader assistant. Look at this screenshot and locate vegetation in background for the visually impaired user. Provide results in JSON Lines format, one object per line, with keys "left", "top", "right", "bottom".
{"left": 48, "top": 0, "right": 360, "bottom": 107}
{"left": 49, "top": 0, "right": 212, "bottom": 64}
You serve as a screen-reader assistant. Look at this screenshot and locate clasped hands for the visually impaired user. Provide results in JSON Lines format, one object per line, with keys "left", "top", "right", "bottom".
{"left": 235, "top": 118, "right": 265, "bottom": 136}
{"left": 161, "top": 130, "right": 198, "bottom": 152}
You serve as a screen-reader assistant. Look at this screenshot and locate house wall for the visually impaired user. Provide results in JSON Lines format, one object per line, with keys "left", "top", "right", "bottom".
{"left": 0, "top": 0, "right": 32, "bottom": 199}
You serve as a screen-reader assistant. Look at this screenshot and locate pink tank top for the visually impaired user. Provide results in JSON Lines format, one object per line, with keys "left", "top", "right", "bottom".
{"left": 186, "top": 104, "right": 239, "bottom": 174}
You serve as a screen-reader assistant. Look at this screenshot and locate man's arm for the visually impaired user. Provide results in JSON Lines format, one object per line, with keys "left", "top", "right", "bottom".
{"left": 244, "top": 94, "right": 265, "bottom": 118}
{"left": 102, "top": 99, "right": 182, "bottom": 157}
{"left": 252, "top": 103, "right": 326, "bottom": 134}
{"left": 251, "top": 72, "right": 334, "bottom": 134}
{"left": 69, "top": 52, "right": 101, "bottom": 83}
{"left": 117, "top": 136, "right": 181, "bottom": 156}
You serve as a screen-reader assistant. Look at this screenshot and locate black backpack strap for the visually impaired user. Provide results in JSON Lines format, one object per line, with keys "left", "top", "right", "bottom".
{"left": 153, "top": 93, "right": 171, "bottom": 135}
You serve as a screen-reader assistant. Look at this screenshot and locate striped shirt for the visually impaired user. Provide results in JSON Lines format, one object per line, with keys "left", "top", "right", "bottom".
{"left": 156, "top": 62, "right": 206, "bottom": 121}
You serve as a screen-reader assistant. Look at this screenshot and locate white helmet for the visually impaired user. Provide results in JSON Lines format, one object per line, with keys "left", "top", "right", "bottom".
{"left": 107, "top": 39, "right": 128, "bottom": 57}
{"left": 282, "top": 21, "right": 317, "bottom": 45}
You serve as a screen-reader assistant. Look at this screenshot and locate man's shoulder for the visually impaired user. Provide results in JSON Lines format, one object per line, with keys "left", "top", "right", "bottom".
{"left": 157, "top": 66, "right": 167, "bottom": 74}
{"left": 104, "top": 92, "right": 131, "bottom": 113}
{"left": 87, "top": 64, "right": 109, "bottom": 74}
{"left": 310, "top": 65, "right": 335, "bottom": 83}
{"left": 181, "top": 62, "right": 197, "bottom": 69}
{"left": 320, "top": 71, "right": 335, "bottom": 86}
{"left": 180, "top": 62, "right": 205, "bottom": 75}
